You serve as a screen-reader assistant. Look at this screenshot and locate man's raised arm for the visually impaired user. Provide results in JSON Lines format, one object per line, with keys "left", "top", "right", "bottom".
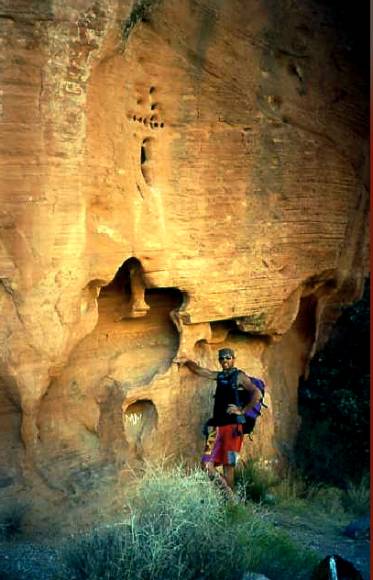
{"left": 175, "top": 357, "right": 218, "bottom": 380}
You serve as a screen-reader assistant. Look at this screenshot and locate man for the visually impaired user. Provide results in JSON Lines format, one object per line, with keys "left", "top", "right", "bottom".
{"left": 176, "top": 348, "right": 261, "bottom": 494}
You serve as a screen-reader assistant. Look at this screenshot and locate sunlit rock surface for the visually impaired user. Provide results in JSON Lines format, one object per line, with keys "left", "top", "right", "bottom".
{"left": 0, "top": 0, "right": 368, "bottom": 529}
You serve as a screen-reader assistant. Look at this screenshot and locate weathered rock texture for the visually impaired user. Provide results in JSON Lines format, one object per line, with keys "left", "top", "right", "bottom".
{"left": 0, "top": 0, "right": 369, "bottom": 528}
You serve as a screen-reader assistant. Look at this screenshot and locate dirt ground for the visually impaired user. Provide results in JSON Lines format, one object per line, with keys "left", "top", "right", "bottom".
{"left": 0, "top": 504, "right": 369, "bottom": 579}
{"left": 269, "top": 506, "right": 370, "bottom": 580}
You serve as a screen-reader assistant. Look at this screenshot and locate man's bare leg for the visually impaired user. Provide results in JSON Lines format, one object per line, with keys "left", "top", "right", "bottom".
{"left": 204, "top": 461, "right": 234, "bottom": 497}
{"left": 223, "top": 465, "right": 235, "bottom": 491}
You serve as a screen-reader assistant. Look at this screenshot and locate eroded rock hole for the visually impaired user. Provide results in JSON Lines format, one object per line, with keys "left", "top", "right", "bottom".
{"left": 124, "top": 400, "right": 158, "bottom": 458}
{"left": 295, "top": 295, "right": 317, "bottom": 343}
{"left": 140, "top": 137, "right": 154, "bottom": 185}
{"left": 288, "top": 62, "right": 303, "bottom": 84}
{"left": 145, "top": 286, "right": 183, "bottom": 312}
{"left": 271, "top": 95, "right": 282, "bottom": 110}
{"left": 210, "top": 320, "right": 236, "bottom": 343}
{"left": 194, "top": 339, "right": 210, "bottom": 361}
{"left": 97, "top": 264, "right": 183, "bottom": 383}
{"left": 100, "top": 257, "right": 149, "bottom": 319}
{"left": 141, "top": 144, "right": 147, "bottom": 165}
{"left": 35, "top": 272, "right": 184, "bottom": 470}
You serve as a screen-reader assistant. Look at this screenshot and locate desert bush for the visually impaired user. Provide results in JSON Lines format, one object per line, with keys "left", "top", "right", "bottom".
{"left": 61, "top": 465, "right": 318, "bottom": 580}
{"left": 307, "top": 485, "right": 345, "bottom": 516}
{"left": 235, "top": 459, "right": 278, "bottom": 503}
{"left": 238, "top": 461, "right": 358, "bottom": 522}
{"left": 271, "top": 466, "right": 309, "bottom": 503}
{"left": 341, "top": 474, "right": 370, "bottom": 516}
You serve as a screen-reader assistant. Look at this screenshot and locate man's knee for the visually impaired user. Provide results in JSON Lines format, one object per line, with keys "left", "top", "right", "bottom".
{"left": 204, "top": 460, "right": 216, "bottom": 475}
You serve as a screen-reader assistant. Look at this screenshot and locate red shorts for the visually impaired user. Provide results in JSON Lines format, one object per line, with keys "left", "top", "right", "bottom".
{"left": 201, "top": 424, "right": 244, "bottom": 467}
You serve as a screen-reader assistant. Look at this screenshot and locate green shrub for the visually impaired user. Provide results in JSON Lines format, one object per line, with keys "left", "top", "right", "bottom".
{"left": 235, "top": 459, "right": 278, "bottom": 503}
{"left": 271, "top": 467, "right": 309, "bottom": 503}
{"left": 61, "top": 465, "right": 318, "bottom": 580}
{"left": 307, "top": 485, "right": 345, "bottom": 516}
{"left": 252, "top": 525, "right": 319, "bottom": 580}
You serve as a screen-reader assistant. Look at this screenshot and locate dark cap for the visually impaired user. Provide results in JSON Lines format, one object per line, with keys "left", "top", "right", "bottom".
{"left": 218, "top": 348, "right": 235, "bottom": 359}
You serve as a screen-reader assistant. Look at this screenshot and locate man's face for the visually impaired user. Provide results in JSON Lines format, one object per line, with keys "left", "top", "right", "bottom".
{"left": 219, "top": 354, "right": 235, "bottom": 371}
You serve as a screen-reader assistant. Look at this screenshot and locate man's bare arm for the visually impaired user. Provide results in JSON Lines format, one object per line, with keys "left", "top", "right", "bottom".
{"left": 175, "top": 357, "right": 218, "bottom": 380}
{"left": 239, "top": 372, "right": 262, "bottom": 413}
{"left": 226, "top": 372, "right": 263, "bottom": 417}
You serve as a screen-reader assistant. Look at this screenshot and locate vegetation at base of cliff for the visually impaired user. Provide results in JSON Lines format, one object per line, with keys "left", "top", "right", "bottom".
{"left": 295, "top": 278, "right": 370, "bottom": 486}
{"left": 122, "top": 0, "right": 160, "bottom": 41}
{"left": 235, "top": 459, "right": 369, "bottom": 518}
{"left": 60, "top": 466, "right": 318, "bottom": 580}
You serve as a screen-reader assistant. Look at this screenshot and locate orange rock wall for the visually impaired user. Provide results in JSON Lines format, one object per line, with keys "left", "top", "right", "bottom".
{"left": 0, "top": 0, "right": 368, "bottom": 525}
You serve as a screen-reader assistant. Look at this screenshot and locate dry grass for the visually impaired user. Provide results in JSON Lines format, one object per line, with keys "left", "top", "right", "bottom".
{"left": 60, "top": 463, "right": 318, "bottom": 580}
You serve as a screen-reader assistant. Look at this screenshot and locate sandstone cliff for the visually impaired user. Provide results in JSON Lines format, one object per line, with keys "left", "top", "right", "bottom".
{"left": 0, "top": 0, "right": 368, "bottom": 528}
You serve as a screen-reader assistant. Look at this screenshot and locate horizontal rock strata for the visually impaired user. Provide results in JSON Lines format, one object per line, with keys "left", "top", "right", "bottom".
{"left": 0, "top": 0, "right": 369, "bottom": 529}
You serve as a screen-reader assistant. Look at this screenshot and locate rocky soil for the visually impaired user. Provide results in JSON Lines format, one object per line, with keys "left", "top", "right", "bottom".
{"left": 0, "top": 507, "right": 369, "bottom": 580}
{"left": 270, "top": 508, "right": 370, "bottom": 580}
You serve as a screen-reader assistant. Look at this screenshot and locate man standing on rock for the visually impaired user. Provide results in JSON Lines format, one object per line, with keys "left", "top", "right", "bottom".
{"left": 176, "top": 348, "right": 262, "bottom": 494}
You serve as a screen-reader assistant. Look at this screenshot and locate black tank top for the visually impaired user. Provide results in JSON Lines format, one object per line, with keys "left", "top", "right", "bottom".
{"left": 212, "top": 368, "right": 251, "bottom": 426}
